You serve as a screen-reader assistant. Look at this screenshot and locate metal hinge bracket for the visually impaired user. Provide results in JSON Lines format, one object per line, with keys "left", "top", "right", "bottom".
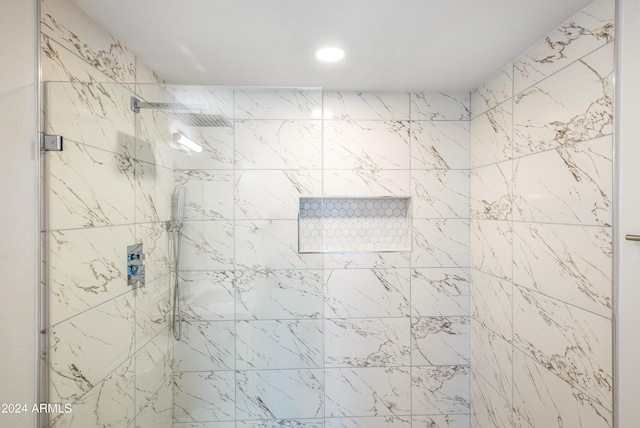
{"left": 42, "top": 134, "right": 63, "bottom": 151}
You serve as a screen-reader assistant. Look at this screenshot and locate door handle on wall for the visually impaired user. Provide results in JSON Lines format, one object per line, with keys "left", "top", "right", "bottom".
{"left": 625, "top": 234, "right": 640, "bottom": 241}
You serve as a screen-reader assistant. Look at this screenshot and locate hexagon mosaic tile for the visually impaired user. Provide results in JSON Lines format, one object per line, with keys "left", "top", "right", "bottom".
{"left": 298, "top": 197, "right": 412, "bottom": 253}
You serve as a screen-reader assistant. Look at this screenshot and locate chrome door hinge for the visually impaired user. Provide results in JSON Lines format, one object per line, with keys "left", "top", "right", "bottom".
{"left": 41, "top": 134, "right": 63, "bottom": 151}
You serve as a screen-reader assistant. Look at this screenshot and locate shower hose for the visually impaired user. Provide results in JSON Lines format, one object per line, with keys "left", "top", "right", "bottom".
{"left": 172, "top": 222, "right": 183, "bottom": 341}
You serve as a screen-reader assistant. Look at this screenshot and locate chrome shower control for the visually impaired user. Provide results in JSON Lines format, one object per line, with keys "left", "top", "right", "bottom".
{"left": 127, "top": 243, "right": 145, "bottom": 288}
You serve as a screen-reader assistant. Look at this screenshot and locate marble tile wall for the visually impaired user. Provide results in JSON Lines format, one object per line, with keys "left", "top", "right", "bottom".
{"left": 40, "top": 1, "right": 614, "bottom": 427}
{"left": 469, "top": 0, "right": 615, "bottom": 426}
{"left": 41, "top": 0, "right": 173, "bottom": 427}
{"left": 173, "top": 89, "right": 471, "bottom": 427}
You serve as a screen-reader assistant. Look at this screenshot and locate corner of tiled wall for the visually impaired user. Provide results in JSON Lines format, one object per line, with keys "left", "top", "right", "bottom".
{"left": 41, "top": 0, "right": 173, "bottom": 426}
{"left": 469, "top": 0, "right": 615, "bottom": 426}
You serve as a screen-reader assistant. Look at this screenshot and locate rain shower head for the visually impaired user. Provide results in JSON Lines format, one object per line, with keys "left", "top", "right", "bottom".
{"left": 171, "top": 112, "right": 230, "bottom": 128}
{"left": 130, "top": 97, "right": 231, "bottom": 127}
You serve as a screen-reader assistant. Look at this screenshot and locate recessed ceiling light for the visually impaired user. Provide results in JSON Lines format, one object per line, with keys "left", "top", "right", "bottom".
{"left": 314, "top": 46, "right": 345, "bottom": 62}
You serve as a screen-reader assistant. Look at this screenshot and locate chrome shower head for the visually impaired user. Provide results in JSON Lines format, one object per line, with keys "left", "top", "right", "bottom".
{"left": 131, "top": 97, "right": 231, "bottom": 127}
{"left": 171, "top": 112, "right": 230, "bottom": 128}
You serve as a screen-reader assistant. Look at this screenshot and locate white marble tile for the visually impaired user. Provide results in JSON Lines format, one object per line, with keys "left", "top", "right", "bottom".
{"left": 42, "top": 33, "right": 115, "bottom": 83}
{"left": 173, "top": 321, "right": 235, "bottom": 371}
{"left": 410, "top": 121, "right": 470, "bottom": 170}
{"left": 412, "top": 415, "right": 471, "bottom": 428}
{"left": 412, "top": 366, "right": 470, "bottom": 414}
{"left": 47, "top": 141, "right": 135, "bottom": 231}
{"left": 513, "top": 222, "right": 612, "bottom": 318}
{"left": 50, "top": 291, "right": 135, "bottom": 403}
{"left": 136, "top": 222, "right": 171, "bottom": 284}
{"left": 325, "top": 367, "right": 410, "bottom": 417}
{"left": 174, "top": 371, "right": 235, "bottom": 423}
{"left": 41, "top": 0, "right": 136, "bottom": 83}
{"left": 470, "top": 101, "right": 513, "bottom": 168}
{"left": 512, "top": 349, "right": 612, "bottom": 428}
{"left": 513, "top": 0, "right": 615, "bottom": 94}
{"left": 323, "top": 170, "right": 411, "bottom": 196}
{"left": 236, "top": 420, "right": 324, "bottom": 428}
{"left": 236, "top": 320, "right": 323, "bottom": 369}
{"left": 411, "top": 268, "right": 470, "bottom": 317}
{"left": 324, "top": 269, "right": 410, "bottom": 318}
{"left": 179, "top": 220, "right": 234, "bottom": 270}
{"left": 324, "top": 91, "right": 410, "bottom": 120}
{"left": 235, "top": 170, "right": 322, "bottom": 220}
{"left": 470, "top": 321, "right": 512, "bottom": 401}
{"left": 45, "top": 79, "right": 135, "bottom": 156}
{"left": 136, "top": 161, "right": 173, "bottom": 223}
{"left": 236, "top": 369, "right": 324, "bottom": 420}
{"left": 410, "top": 92, "right": 471, "bottom": 120}
{"left": 411, "top": 219, "right": 470, "bottom": 268}
{"left": 171, "top": 126, "right": 234, "bottom": 170}
{"left": 412, "top": 170, "right": 469, "bottom": 219}
{"left": 135, "top": 276, "right": 172, "bottom": 348}
{"left": 513, "top": 136, "right": 612, "bottom": 226}
{"left": 135, "top": 58, "right": 165, "bottom": 86}
{"left": 235, "top": 270, "right": 323, "bottom": 320}
{"left": 235, "top": 220, "right": 322, "bottom": 270}
{"left": 170, "top": 86, "right": 234, "bottom": 119}
{"left": 323, "top": 120, "right": 410, "bottom": 170}
{"left": 470, "top": 161, "right": 512, "bottom": 220}
{"left": 470, "top": 369, "right": 513, "bottom": 428}
{"left": 513, "top": 42, "right": 614, "bottom": 155}
{"left": 134, "top": 377, "right": 173, "bottom": 428}
{"left": 471, "top": 64, "right": 513, "bottom": 117}
{"left": 412, "top": 317, "right": 470, "bottom": 366}
{"left": 234, "top": 120, "right": 322, "bottom": 169}
{"left": 50, "top": 357, "right": 134, "bottom": 428}
{"left": 325, "top": 318, "right": 410, "bottom": 367}
{"left": 470, "top": 269, "right": 512, "bottom": 342}
{"left": 135, "top": 108, "right": 176, "bottom": 169}
{"left": 49, "top": 225, "right": 135, "bottom": 326}
{"left": 513, "top": 285, "right": 612, "bottom": 409}
{"left": 179, "top": 271, "right": 235, "bottom": 321}
{"left": 135, "top": 329, "right": 172, "bottom": 416}
{"left": 173, "top": 423, "right": 235, "bottom": 428}
{"left": 235, "top": 88, "right": 322, "bottom": 119}
{"left": 175, "top": 170, "right": 234, "bottom": 220}
{"left": 323, "top": 251, "right": 411, "bottom": 270}
{"left": 470, "top": 219, "right": 512, "bottom": 281}
{"left": 324, "top": 416, "right": 411, "bottom": 428}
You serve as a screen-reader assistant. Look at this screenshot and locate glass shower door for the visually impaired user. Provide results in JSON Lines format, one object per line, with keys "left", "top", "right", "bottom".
{"left": 41, "top": 80, "right": 173, "bottom": 428}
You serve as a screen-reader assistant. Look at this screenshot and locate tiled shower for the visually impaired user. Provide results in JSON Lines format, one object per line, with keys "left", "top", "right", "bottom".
{"left": 39, "top": 0, "right": 615, "bottom": 427}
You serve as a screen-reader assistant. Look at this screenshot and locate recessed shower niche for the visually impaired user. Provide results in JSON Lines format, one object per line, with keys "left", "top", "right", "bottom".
{"left": 298, "top": 196, "right": 412, "bottom": 253}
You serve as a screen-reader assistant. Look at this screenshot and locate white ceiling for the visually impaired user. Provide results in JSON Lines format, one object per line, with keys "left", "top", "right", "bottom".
{"left": 73, "top": 0, "right": 595, "bottom": 92}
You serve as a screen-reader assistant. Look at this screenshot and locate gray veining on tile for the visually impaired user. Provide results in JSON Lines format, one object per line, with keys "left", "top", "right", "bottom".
{"left": 325, "top": 318, "right": 410, "bottom": 367}
{"left": 325, "top": 367, "right": 410, "bottom": 417}
{"left": 412, "top": 366, "right": 470, "bottom": 414}
{"left": 324, "top": 91, "right": 410, "bottom": 120}
{"left": 513, "top": 0, "right": 615, "bottom": 94}
{"left": 410, "top": 92, "right": 471, "bottom": 120}
{"left": 236, "top": 369, "right": 324, "bottom": 420}
{"left": 513, "top": 42, "right": 614, "bottom": 156}
{"left": 412, "top": 317, "right": 470, "bottom": 366}
{"left": 411, "top": 268, "right": 470, "bottom": 317}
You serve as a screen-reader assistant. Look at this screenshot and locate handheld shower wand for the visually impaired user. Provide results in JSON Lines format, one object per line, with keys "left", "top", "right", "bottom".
{"left": 171, "top": 186, "right": 185, "bottom": 341}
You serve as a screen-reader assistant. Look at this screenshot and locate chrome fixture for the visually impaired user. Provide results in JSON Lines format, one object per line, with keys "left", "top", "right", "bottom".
{"left": 130, "top": 97, "right": 230, "bottom": 127}
{"left": 41, "top": 134, "right": 63, "bottom": 151}
{"left": 127, "top": 243, "right": 145, "bottom": 288}
{"left": 168, "top": 186, "right": 185, "bottom": 341}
